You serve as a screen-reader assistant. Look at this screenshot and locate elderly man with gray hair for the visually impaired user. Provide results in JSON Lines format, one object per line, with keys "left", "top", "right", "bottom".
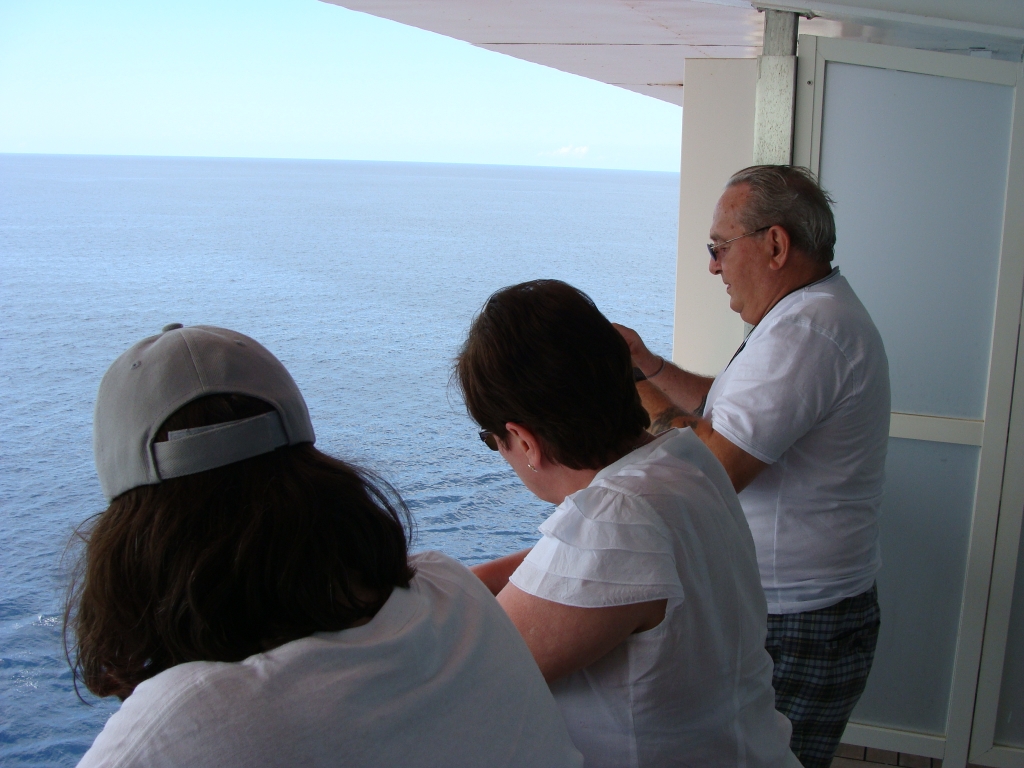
{"left": 617, "top": 165, "right": 890, "bottom": 768}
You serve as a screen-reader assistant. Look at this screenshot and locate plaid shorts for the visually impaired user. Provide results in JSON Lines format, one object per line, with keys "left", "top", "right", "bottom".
{"left": 766, "top": 585, "right": 880, "bottom": 768}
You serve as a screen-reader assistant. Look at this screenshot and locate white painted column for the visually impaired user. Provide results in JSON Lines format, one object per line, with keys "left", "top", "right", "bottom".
{"left": 672, "top": 59, "right": 756, "bottom": 374}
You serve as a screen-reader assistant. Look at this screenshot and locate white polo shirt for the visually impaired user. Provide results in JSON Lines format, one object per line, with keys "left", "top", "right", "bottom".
{"left": 704, "top": 269, "right": 890, "bottom": 614}
{"left": 77, "top": 551, "right": 583, "bottom": 768}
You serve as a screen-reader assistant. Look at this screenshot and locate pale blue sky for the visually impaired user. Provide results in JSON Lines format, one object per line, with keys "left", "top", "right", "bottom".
{"left": 0, "top": 0, "right": 682, "bottom": 171}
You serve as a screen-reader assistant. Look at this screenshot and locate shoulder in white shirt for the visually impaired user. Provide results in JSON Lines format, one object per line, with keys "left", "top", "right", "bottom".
{"left": 78, "top": 551, "right": 583, "bottom": 768}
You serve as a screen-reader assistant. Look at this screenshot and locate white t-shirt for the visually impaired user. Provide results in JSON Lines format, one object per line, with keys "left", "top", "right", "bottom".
{"left": 510, "top": 429, "right": 799, "bottom": 768}
{"left": 704, "top": 269, "right": 890, "bottom": 614}
{"left": 77, "top": 551, "right": 583, "bottom": 768}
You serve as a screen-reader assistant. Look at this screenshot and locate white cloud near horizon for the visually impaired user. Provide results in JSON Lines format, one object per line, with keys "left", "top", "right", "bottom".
{"left": 542, "top": 146, "right": 591, "bottom": 158}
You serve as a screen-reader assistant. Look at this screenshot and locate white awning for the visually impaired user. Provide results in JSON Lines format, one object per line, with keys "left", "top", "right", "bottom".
{"left": 322, "top": 1, "right": 1024, "bottom": 105}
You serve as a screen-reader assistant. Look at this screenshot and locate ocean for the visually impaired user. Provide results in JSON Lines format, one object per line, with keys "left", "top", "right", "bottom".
{"left": 0, "top": 154, "right": 679, "bottom": 765}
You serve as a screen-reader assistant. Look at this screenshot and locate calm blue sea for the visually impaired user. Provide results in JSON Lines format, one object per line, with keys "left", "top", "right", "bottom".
{"left": 0, "top": 154, "right": 679, "bottom": 765}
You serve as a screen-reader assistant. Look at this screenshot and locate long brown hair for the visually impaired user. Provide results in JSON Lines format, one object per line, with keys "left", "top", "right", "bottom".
{"left": 64, "top": 394, "right": 415, "bottom": 700}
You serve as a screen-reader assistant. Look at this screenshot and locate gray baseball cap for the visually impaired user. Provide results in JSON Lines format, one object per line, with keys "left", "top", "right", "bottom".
{"left": 94, "top": 324, "right": 316, "bottom": 501}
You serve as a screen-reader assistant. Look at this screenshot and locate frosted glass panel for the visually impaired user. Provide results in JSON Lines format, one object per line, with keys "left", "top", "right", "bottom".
{"left": 851, "top": 438, "right": 979, "bottom": 734}
{"left": 995, "top": 518, "right": 1024, "bottom": 747}
{"left": 819, "top": 63, "right": 1012, "bottom": 419}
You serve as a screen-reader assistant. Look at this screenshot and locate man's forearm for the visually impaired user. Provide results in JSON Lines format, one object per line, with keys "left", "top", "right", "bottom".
{"left": 649, "top": 404, "right": 702, "bottom": 434}
{"left": 637, "top": 382, "right": 763, "bottom": 490}
{"left": 640, "top": 359, "right": 714, "bottom": 415}
{"left": 636, "top": 381, "right": 711, "bottom": 436}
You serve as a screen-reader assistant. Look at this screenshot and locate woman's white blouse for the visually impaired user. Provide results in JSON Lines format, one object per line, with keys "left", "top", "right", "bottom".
{"left": 510, "top": 429, "right": 799, "bottom": 768}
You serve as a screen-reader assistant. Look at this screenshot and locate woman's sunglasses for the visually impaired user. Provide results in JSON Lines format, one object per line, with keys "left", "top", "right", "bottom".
{"left": 478, "top": 430, "right": 499, "bottom": 451}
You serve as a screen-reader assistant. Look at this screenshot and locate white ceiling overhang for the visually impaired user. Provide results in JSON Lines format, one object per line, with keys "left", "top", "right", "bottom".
{"left": 322, "top": 0, "right": 1024, "bottom": 106}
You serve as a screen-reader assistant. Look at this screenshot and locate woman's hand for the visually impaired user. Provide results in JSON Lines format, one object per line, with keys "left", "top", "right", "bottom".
{"left": 497, "top": 584, "right": 667, "bottom": 682}
{"left": 470, "top": 549, "right": 532, "bottom": 596}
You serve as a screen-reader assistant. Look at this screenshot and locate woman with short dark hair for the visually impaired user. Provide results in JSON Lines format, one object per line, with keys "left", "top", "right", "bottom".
{"left": 67, "top": 324, "right": 582, "bottom": 768}
{"left": 457, "top": 280, "right": 799, "bottom": 767}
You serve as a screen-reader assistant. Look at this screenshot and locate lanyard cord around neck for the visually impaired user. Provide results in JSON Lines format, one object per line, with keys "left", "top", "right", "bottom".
{"left": 697, "top": 268, "right": 835, "bottom": 417}
{"left": 695, "top": 334, "right": 749, "bottom": 418}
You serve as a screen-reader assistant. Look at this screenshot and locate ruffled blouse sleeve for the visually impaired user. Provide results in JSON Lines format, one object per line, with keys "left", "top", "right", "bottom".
{"left": 508, "top": 485, "right": 684, "bottom": 608}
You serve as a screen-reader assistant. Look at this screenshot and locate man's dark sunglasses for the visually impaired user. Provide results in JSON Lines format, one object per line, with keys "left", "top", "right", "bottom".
{"left": 478, "top": 430, "right": 499, "bottom": 451}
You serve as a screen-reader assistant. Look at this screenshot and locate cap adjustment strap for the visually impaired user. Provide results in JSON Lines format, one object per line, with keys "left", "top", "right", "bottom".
{"left": 153, "top": 411, "right": 288, "bottom": 480}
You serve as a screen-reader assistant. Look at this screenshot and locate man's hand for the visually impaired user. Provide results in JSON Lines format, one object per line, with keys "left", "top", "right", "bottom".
{"left": 612, "top": 323, "right": 663, "bottom": 377}
{"left": 614, "top": 323, "right": 713, "bottom": 413}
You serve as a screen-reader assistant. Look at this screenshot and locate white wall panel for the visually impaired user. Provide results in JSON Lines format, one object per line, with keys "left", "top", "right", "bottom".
{"left": 672, "top": 58, "right": 754, "bottom": 375}
{"left": 852, "top": 438, "right": 980, "bottom": 733}
{"left": 817, "top": 62, "right": 1013, "bottom": 419}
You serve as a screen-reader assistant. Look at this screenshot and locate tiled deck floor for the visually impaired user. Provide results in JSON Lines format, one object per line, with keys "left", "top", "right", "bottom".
{"left": 832, "top": 744, "right": 939, "bottom": 767}
{"left": 832, "top": 744, "right": 996, "bottom": 767}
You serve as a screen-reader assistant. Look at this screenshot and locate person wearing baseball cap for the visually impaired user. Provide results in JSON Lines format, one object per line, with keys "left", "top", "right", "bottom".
{"left": 67, "top": 324, "right": 582, "bottom": 768}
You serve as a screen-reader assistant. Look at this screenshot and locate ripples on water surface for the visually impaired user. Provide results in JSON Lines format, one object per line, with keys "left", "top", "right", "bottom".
{"left": 0, "top": 154, "right": 679, "bottom": 764}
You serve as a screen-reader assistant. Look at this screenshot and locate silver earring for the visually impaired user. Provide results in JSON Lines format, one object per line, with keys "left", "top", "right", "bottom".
{"left": 527, "top": 462, "right": 539, "bottom": 472}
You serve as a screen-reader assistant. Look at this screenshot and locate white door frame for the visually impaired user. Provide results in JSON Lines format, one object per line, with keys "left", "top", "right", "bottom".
{"left": 793, "top": 35, "right": 1024, "bottom": 767}
{"left": 969, "top": 121, "right": 1024, "bottom": 766}
{"left": 970, "top": 299, "right": 1024, "bottom": 765}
